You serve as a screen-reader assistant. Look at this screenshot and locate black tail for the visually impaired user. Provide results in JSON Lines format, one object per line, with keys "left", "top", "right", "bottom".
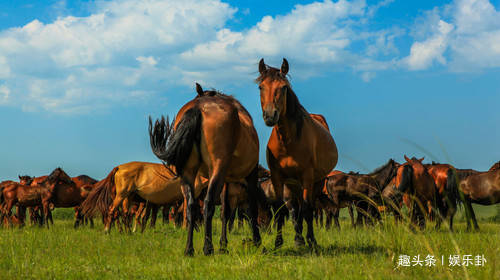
{"left": 446, "top": 168, "right": 460, "bottom": 207}
{"left": 149, "top": 108, "right": 202, "bottom": 175}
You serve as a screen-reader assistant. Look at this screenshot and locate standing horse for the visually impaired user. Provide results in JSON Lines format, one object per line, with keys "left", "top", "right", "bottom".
{"left": 18, "top": 175, "right": 50, "bottom": 225}
{"left": 425, "top": 163, "right": 460, "bottom": 231}
{"left": 149, "top": 84, "right": 261, "bottom": 256}
{"left": 257, "top": 58, "right": 338, "bottom": 248}
{"left": 392, "top": 156, "right": 437, "bottom": 230}
{"left": 0, "top": 180, "right": 52, "bottom": 227}
{"left": 459, "top": 162, "right": 500, "bottom": 230}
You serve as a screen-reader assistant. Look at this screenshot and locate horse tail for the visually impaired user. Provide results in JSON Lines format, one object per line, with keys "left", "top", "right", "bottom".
{"left": 81, "top": 167, "right": 118, "bottom": 218}
{"left": 446, "top": 168, "right": 460, "bottom": 209}
{"left": 149, "top": 108, "right": 202, "bottom": 175}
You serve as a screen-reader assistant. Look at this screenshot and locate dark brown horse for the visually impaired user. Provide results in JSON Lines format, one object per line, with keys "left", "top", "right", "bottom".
{"left": 459, "top": 161, "right": 500, "bottom": 230}
{"left": 40, "top": 168, "right": 98, "bottom": 228}
{"left": 0, "top": 180, "right": 52, "bottom": 227}
{"left": 257, "top": 58, "right": 338, "bottom": 248}
{"left": 149, "top": 84, "right": 261, "bottom": 256}
{"left": 391, "top": 156, "right": 438, "bottom": 230}
{"left": 425, "top": 163, "right": 460, "bottom": 231}
{"left": 324, "top": 159, "right": 400, "bottom": 229}
{"left": 18, "top": 175, "right": 50, "bottom": 225}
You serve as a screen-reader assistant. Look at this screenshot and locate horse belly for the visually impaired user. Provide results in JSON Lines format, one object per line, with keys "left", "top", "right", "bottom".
{"left": 137, "top": 183, "right": 182, "bottom": 205}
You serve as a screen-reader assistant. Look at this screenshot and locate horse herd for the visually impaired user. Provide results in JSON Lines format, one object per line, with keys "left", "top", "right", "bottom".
{"left": 1, "top": 59, "right": 499, "bottom": 256}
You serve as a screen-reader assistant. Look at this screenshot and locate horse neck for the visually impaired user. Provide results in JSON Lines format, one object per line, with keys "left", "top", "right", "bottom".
{"left": 275, "top": 111, "right": 304, "bottom": 145}
{"left": 369, "top": 165, "right": 394, "bottom": 189}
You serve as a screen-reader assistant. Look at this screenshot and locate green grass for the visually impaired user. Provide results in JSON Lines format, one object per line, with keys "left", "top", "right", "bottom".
{"left": 0, "top": 208, "right": 499, "bottom": 279}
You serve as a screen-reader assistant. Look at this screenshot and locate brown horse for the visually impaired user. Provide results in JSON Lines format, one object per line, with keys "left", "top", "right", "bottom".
{"left": 0, "top": 180, "right": 52, "bottom": 227}
{"left": 38, "top": 168, "right": 98, "bottom": 228}
{"left": 18, "top": 175, "right": 50, "bottom": 225}
{"left": 324, "top": 159, "right": 399, "bottom": 229}
{"left": 257, "top": 58, "right": 338, "bottom": 248}
{"left": 425, "top": 163, "right": 460, "bottom": 231}
{"left": 459, "top": 161, "right": 500, "bottom": 230}
{"left": 149, "top": 84, "right": 261, "bottom": 256}
{"left": 392, "top": 156, "right": 438, "bottom": 230}
{"left": 81, "top": 162, "right": 199, "bottom": 233}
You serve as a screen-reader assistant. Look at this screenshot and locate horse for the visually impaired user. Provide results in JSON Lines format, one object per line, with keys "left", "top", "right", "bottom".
{"left": 149, "top": 83, "right": 262, "bottom": 256}
{"left": 36, "top": 168, "right": 98, "bottom": 228}
{"left": 81, "top": 161, "right": 203, "bottom": 233}
{"left": 18, "top": 175, "right": 50, "bottom": 225}
{"left": 323, "top": 159, "right": 399, "bottom": 229}
{"left": 425, "top": 163, "right": 460, "bottom": 231}
{"left": 71, "top": 175, "right": 97, "bottom": 227}
{"left": 257, "top": 58, "right": 338, "bottom": 248}
{"left": 391, "top": 156, "right": 438, "bottom": 230}
{"left": 0, "top": 180, "right": 52, "bottom": 228}
{"left": 459, "top": 161, "right": 500, "bottom": 230}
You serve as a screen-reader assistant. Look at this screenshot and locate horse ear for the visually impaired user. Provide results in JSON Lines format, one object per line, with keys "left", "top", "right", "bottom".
{"left": 18, "top": 175, "right": 21, "bottom": 180}
{"left": 195, "top": 83, "right": 203, "bottom": 97}
{"left": 259, "top": 58, "right": 266, "bottom": 74}
{"left": 418, "top": 157, "right": 424, "bottom": 162}
{"left": 404, "top": 155, "right": 410, "bottom": 162}
{"left": 281, "top": 58, "right": 289, "bottom": 75}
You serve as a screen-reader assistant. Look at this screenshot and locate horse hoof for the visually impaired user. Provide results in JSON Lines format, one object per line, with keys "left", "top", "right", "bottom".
{"left": 203, "top": 245, "right": 214, "bottom": 256}
{"left": 275, "top": 237, "right": 284, "bottom": 249}
{"left": 184, "top": 248, "right": 195, "bottom": 257}
{"left": 218, "top": 248, "right": 229, "bottom": 254}
{"left": 294, "top": 236, "right": 306, "bottom": 247}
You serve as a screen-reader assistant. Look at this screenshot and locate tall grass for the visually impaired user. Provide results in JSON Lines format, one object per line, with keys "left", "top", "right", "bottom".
{"left": 0, "top": 208, "right": 498, "bottom": 279}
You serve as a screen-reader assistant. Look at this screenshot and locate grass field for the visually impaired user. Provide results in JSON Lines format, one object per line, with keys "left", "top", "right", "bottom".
{"left": 0, "top": 206, "right": 499, "bottom": 279}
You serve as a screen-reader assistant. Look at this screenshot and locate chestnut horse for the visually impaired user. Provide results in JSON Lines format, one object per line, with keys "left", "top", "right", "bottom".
{"left": 81, "top": 161, "right": 206, "bottom": 233}
{"left": 425, "top": 163, "right": 460, "bottom": 231}
{"left": 0, "top": 180, "right": 52, "bottom": 227}
{"left": 459, "top": 161, "right": 500, "bottom": 230}
{"left": 19, "top": 175, "right": 53, "bottom": 225}
{"left": 257, "top": 58, "right": 338, "bottom": 248}
{"left": 149, "top": 84, "right": 261, "bottom": 256}
{"left": 392, "top": 156, "right": 438, "bottom": 230}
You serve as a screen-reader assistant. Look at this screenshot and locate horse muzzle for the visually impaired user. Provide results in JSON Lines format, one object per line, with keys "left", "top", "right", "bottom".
{"left": 263, "top": 109, "right": 279, "bottom": 126}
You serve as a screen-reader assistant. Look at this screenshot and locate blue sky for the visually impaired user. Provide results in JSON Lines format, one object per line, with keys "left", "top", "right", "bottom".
{"left": 0, "top": 0, "right": 499, "bottom": 180}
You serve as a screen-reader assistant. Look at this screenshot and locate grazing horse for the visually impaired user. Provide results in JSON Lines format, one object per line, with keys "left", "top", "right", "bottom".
{"left": 257, "top": 58, "right": 338, "bottom": 248}
{"left": 425, "top": 163, "right": 460, "bottom": 231}
{"left": 81, "top": 162, "right": 206, "bottom": 233}
{"left": 149, "top": 83, "right": 261, "bottom": 256}
{"left": 392, "top": 156, "right": 437, "bottom": 230}
{"left": 459, "top": 161, "right": 500, "bottom": 230}
{"left": 0, "top": 180, "right": 52, "bottom": 227}
{"left": 324, "top": 159, "right": 399, "bottom": 229}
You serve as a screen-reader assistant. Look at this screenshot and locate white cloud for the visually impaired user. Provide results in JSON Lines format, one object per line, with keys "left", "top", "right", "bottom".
{"left": 0, "top": 0, "right": 236, "bottom": 113}
{"left": 403, "top": 0, "right": 500, "bottom": 71}
{"left": 404, "top": 20, "right": 453, "bottom": 70}
{"left": 0, "top": 84, "right": 10, "bottom": 104}
{"left": 0, "top": 56, "right": 10, "bottom": 78}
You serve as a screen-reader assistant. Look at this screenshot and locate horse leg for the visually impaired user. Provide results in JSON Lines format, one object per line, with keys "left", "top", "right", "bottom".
{"left": 150, "top": 204, "right": 158, "bottom": 228}
{"left": 227, "top": 207, "right": 237, "bottom": 233}
{"left": 325, "top": 208, "right": 332, "bottom": 230}
{"left": 181, "top": 177, "right": 197, "bottom": 256}
{"left": 105, "top": 193, "right": 127, "bottom": 233}
{"left": 244, "top": 165, "right": 262, "bottom": 248}
{"left": 284, "top": 186, "right": 304, "bottom": 247}
{"left": 202, "top": 166, "right": 227, "bottom": 256}
{"left": 333, "top": 207, "right": 340, "bottom": 229}
{"left": 219, "top": 184, "right": 229, "bottom": 253}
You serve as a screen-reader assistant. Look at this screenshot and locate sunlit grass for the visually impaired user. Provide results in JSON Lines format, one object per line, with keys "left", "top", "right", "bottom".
{"left": 0, "top": 208, "right": 498, "bottom": 279}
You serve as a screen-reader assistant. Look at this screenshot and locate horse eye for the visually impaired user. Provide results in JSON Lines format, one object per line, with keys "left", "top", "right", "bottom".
{"left": 258, "top": 86, "right": 262, "bottom": 90}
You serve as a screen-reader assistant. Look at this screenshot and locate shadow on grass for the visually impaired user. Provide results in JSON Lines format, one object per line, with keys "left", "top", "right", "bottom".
{"left": 268, "top": 243, "right": 385, "bottom": 257}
